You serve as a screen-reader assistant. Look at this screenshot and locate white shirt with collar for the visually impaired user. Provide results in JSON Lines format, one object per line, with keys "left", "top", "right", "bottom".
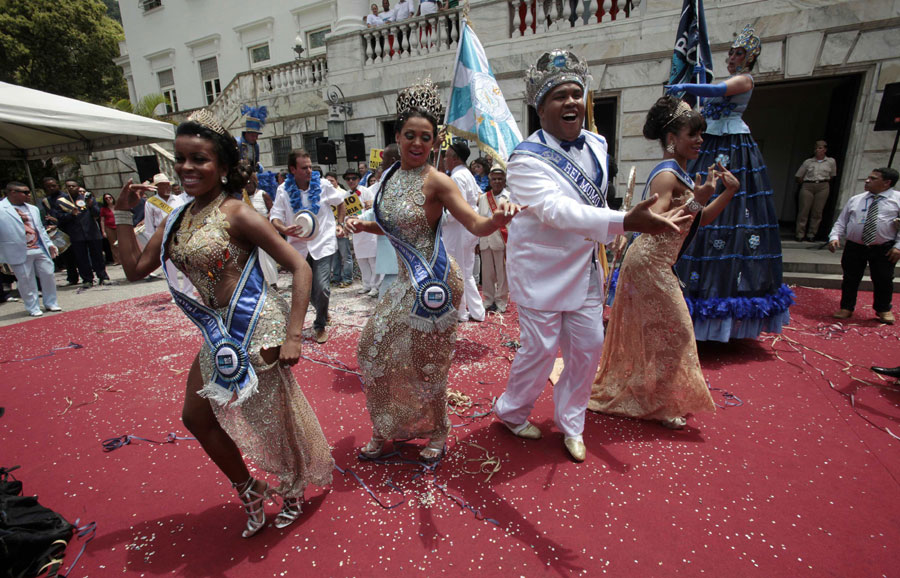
{"left": 829, "top": 188, "right": 900, "bottom": 249}
{"left": 270, "top": 177, "right": 345, "bottom": 260}
{"left": 393, "top": 0, "right": 412, "bottom": 20}
{"left": 144, "top": 193, "right": 184, "bottom": 238}
{"left": 367, "top": 13, "right": 385, "bottom": 26}
{"left": 477, "top": 188, "right": 509, "bottom": 251}
{"left": 506, "top": 128, "right": 623, "bottom": 311}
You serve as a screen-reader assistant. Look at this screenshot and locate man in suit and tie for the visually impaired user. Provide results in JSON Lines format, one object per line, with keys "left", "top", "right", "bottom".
{"left": 0, "top": 182, "right": 61, "bottom": 317}
{"left": 493, "top": 50, "right": 691, "bottom": 461}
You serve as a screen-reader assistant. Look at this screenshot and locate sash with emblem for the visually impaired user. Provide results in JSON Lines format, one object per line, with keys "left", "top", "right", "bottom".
{"left": 161, "top": 204, "right": 268, "bottom": 406}
{"left": 373, "top": 163, "right": 456, "bottom": 333}
{"left": 512, "top": 134, "right": 606, "bottom": 209}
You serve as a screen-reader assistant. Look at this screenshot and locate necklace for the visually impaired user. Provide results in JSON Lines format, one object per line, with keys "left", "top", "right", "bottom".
{"left": 176, "top": 193, "right": 226, "bottom": 245}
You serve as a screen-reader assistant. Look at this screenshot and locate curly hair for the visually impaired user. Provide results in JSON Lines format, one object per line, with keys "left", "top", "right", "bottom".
{"left": 643, "top": 96, "right": 706, "bottom": 149}
{"left": 175, "top": 121, "right": 249, "bottom": 194}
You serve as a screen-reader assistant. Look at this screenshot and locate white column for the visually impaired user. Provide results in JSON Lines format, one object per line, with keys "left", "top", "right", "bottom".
{"left": 332, "top": 0, "right": 368, "bottom": 35}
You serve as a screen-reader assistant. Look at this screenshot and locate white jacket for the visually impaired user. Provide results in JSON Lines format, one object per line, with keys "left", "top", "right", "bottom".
{"left": 506, "top": 129, "right": 623, "bottom": 311}
{"left": 0, "top": 198, "right": 53, "bottom": 265}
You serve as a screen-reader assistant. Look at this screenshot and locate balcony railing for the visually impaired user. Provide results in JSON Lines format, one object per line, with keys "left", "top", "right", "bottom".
{"left": 206, "top": 54, "right": 328, "bottom": 122}
{"left": 361, "top": 8, "right": 462, "bottom": 65}
{"left": 256, "top": 55, "right": 328, "bottom": 96}
{"left": 510, "top": 0, "right": 637, "bottom": 37}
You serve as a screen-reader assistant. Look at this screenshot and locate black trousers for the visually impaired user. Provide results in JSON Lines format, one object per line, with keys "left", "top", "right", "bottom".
{"left": 71, "top": 239, "right": 108, "bottom": 283}
{"left": 58, "top": 247, "right": 79, "bottom": 283}
{"left": 840, "top": 240, "right": 896, "bottom": 313}
{"left": 306, "top": 252, "right": 332, "bottom": 332}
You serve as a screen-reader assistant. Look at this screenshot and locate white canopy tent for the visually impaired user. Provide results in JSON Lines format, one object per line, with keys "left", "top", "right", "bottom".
{"left": 0, "top": 81, "right": 174, "bottom": 189}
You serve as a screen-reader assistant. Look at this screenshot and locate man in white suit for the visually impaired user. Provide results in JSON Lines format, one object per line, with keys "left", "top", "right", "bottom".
{"left": 442, "top": 140, "right": 485, "bottom": 322}
{"left": 0, "top": 182, "right": 61, "bottom": 316}
{"left": 493, "top": 50, "right": 691, "bottom": 461}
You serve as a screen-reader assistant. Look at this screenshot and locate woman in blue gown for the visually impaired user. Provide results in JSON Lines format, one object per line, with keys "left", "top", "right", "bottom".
{"left": 667, "top": 25, "right": 794, "bottom": 342}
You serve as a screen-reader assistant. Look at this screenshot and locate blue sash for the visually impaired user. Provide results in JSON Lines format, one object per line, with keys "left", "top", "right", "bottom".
{"left": 512, "top": 133, "right": 607, "bottom": 208}
{"left": 161, "top": 203, "right": 268, "bottom": 406}
{"left": 373, "top": 163, "right": 456, "bottom": 332}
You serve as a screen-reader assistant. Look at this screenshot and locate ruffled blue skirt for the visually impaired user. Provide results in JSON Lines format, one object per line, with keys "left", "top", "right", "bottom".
{"left": 674, "top": 133, "right": 794, "bottom": 342}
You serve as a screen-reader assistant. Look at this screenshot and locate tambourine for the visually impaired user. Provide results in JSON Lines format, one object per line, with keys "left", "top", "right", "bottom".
{"left": 293, "top": 210, "right": 318, "bottom": 240}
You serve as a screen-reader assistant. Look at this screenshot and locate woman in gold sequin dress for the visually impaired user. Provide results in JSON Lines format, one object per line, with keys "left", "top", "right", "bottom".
{"left": 346, "top": 82, "right": 521, "bottom": 462}
{"left": 589, "top": 96, "right": 738, "bottom": 429}
{"left": 112, "top": 111, "right": 333, "bottom": 538}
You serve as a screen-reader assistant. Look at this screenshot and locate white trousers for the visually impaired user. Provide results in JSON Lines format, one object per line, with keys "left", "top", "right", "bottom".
{"left": 480, "top": 248, "right": 508, "bottom": 311}
{"left": 494, "top": 268, "right": 605, "bottom": 438}
{"left": 11, "top": 249, "right": 59, "bottom": 315}
{"left": 358, "top": 257, "right": 382, "bottom": 290}
{"left": 448, "top": 238, "right": 484, "bottom": 322}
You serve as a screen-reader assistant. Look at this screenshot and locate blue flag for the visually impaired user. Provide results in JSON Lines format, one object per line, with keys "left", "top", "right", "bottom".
{"left": 669, "top": 0, "right": 713, "bottom": 107}
{"left": 445, "top": 21, "right": 523, "bottom": 168}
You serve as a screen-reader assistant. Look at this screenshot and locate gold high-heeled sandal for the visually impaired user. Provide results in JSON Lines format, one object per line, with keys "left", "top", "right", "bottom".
{"left": 233, "top": 476, "right": 271, "bottom": 538}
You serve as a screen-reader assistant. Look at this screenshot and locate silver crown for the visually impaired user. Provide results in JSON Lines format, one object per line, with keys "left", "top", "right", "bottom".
{"left": 397, "top": 78, "right": 444, "bottom": 120}
{"left": 187, "top": 109, "right": 228, "bottom": 136}
{"left": 524, "top": 50, "right": 591, "bottom": 108}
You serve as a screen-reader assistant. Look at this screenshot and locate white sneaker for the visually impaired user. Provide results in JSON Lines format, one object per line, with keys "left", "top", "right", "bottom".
{"left": 29, "top": 310, "right": 43, "bottom": 317}
{"left": 367, "top": 288, "right": 379, "bottom": 297}
{"left": 357, "top": 287, "right": 370, "bottom": 295}
{"left": 48, "top": 306, "right": 63, "bottom": 312}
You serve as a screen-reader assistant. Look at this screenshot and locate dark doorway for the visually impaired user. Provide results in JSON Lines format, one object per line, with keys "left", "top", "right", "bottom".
{"left": 382, "top": 120, "right": 397, "bottom": 146}
{"left": 742, "top": 74, "right": 862, "bottom": 239}
{"left": 134, "top": 155, "right": 160, "bottom": 184}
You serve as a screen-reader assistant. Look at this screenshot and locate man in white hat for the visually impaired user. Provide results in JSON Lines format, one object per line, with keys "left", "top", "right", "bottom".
{"left": 493, "top": 49, "right": 692, "bottom": 461}
{"left": 144, "top": 172, "right": 193, "bottom": 294}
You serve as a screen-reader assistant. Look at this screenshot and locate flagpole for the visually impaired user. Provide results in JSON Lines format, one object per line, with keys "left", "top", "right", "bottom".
{"left": 437, "top": 14, "right": 469, "bottom": 169}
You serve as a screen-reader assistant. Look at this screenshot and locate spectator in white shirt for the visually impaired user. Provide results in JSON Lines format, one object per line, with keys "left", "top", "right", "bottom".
{"left": 270, "top": 150, "right": 347, "bottom": 343}
{"left": 828, "top": 167, "right": 900, "bottom": 325}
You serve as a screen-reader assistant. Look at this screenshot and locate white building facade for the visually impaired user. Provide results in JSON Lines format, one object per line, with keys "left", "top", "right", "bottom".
{"left": 112, "top": 0, "right": 900, "bottom": 231}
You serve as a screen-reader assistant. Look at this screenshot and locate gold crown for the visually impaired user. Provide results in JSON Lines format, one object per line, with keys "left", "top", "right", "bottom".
{"left": 187, "top": 109, "right": 228, "bottom": 136}
{"left": 663, "top": 100, "right": 693, "bottom": 129}
{"left": 396, "top": 78, "right": 444, "bottom": 120}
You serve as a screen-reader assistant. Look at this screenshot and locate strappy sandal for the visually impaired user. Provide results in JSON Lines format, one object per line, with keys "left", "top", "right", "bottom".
{"left": 360, "top": 436, "right": 386, "bottom": 459}
{"left": 233, "top": 476, "right": 271, "bottom": 538}
{"left": 660, "top": 416, "right": 687, "bottom": 430}
{"left": 274, "top": 497, "right": 303, "bottom": 529}
{"left": 419, "top": 438, "right": 445, "bottom": 463}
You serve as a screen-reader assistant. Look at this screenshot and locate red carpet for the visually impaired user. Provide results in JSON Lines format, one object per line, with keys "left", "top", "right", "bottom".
{"left": 2, "top": 285, "right": 898, "bottom": 576}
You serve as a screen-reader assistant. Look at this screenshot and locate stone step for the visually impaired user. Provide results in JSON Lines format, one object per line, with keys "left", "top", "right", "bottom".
{"left": 783, "top": 271, "right": 900, "bottom": 292}
{"left": 780, "top": 238, "right": 843, "bottom": 277}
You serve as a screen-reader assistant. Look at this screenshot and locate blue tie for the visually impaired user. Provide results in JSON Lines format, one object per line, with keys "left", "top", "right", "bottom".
{"left": 560, "top": 135, "right": 585, "bottom": 152}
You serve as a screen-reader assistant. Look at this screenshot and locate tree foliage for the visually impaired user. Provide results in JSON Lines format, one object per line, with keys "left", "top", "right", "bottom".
{"left": 0, "top": 0, "right": 127, "bottom": 104}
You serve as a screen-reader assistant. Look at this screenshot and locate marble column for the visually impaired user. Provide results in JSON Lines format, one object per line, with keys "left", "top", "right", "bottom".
{"left": 332, "top": 0, "right": 368, "bottom": 35}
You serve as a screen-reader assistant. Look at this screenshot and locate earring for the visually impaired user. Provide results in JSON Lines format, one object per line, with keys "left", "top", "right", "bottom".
{"left": 220, "top": 175, "right": 228, "bottom": 184}
{"left": 666, "top": 142, "right": 675, "bottom": 154}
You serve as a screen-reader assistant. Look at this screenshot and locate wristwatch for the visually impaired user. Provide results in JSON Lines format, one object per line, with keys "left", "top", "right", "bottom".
{"left": 686, "top": 199, "right": 703, "bottom": 214}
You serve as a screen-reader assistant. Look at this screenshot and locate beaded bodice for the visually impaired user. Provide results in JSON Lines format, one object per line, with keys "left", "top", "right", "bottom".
{"left": 167, "top": 194, "right": 251, "bottom": 309}
{"left": 377, "top": 165, "right": 436, "bottom": 260}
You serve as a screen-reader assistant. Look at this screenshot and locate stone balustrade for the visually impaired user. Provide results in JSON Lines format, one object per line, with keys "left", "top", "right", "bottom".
{"left": 510, "top": 0, "right": 639, "bottom": 36}
{"left": 361, "top": 8, "right": 462, "bottom": 66}
{"left": 206, "top": 55, "right": 328, "bottom": 122}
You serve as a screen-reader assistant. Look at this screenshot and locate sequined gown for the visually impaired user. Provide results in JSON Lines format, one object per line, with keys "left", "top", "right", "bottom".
{"left": 674, "top": 74, "right": 793, "bottom": 342}
{"left": 589, "top": 169, "right": 715, "bottom": 421}
{"left": 168, "top": 194, "right": 333, "bottom": 498}
{"left": 357, "top": 166, "right": 462, "bottom": 441}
